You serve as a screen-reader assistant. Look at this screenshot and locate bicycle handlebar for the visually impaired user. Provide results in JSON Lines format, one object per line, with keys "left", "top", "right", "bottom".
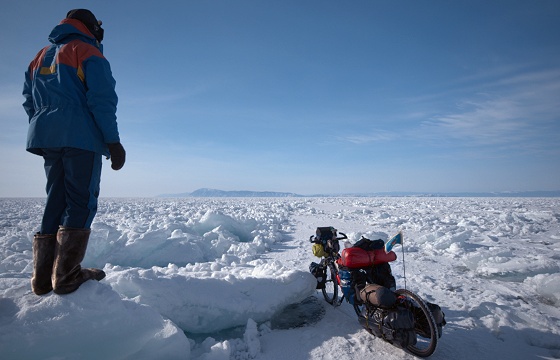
{"left": 309, "top": 231, "right": 348, "bottom": 243}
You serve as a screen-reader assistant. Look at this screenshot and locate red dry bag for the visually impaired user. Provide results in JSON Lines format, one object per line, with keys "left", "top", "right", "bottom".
{"left": 340, "top": 247, "right": 397, "bottom": 268}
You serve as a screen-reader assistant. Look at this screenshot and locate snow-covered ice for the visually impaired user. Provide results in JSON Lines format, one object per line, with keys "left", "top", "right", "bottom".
{"left": 1, "top": 197, "right": 559, "bottom": 359}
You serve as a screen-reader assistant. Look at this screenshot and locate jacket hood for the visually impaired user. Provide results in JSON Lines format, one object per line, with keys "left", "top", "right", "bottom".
{"left": 48, "top": 18, "right": 99, "bottom": 47}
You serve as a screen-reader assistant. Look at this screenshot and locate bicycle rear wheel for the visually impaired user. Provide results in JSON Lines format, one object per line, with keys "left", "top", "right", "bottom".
{"left": 395, "top": 289, "right": 438, "bottom": 358}
{"left": 321, "top": 263, "right": 339, "bottom": 305}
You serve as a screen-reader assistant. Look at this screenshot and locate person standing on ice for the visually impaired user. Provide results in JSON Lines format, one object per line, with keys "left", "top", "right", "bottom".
{"left": 22, "top": 9, "right": 125, "bottom": 295}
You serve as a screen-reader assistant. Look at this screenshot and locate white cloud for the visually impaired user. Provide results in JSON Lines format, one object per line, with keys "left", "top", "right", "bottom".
{"left": 337, "top": 129, "right": 397, "bottom": 144}
{"left": 420, "top": 66, "right": 560, "bottom": 148}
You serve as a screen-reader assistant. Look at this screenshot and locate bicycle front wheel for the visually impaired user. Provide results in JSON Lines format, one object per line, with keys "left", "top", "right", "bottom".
{"left": 395, "top": 289, "right": 438, "bottom": 358}
{"left": 321, "top": 262, "right": 339, "bottom": 305}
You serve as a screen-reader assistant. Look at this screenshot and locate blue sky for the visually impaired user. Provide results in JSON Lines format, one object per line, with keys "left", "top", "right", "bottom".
{"left": 1, "top": 0, "right": 559, "bottom": 197}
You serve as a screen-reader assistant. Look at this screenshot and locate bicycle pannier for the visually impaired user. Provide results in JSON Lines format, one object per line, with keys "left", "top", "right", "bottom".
{"left": 414, "top": 301, "right": 446, "bottom": 338}
{"left": 383, "top": 308, "right": 417, "bottom": 348}
{"left": 309, "top": 262, "right": 326, "bottom": 289}
{"left": 359, "top": 307, "right": 417, "bottom": 348}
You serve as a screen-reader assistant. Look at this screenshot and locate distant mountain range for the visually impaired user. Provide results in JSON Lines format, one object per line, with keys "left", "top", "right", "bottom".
{"left": 158, "top": 188, "right": 560, "bottom": 198}
{"left": 158, "top": 188, "right": 301, "bottom": 198}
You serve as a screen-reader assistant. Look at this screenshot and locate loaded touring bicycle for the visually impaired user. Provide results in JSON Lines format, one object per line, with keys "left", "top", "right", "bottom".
{"left": 309, "top": 227, "right": 446, "bottom": 358}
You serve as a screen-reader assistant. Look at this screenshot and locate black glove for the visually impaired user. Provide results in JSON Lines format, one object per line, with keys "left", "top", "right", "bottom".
{"left": 107, "top": 143, "right": 126, "bottom": 170}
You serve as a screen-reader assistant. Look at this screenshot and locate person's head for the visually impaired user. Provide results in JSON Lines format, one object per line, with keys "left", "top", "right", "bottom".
{"left": 66, "top": 9, "right": 104, "bottom": 42}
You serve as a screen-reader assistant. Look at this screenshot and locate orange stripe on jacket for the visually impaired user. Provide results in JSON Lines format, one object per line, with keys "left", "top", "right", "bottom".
{"left": 28, "top": 47, "right": 50, "bottom": 80}
{"left": 57, "top": 40, "right": 105, "bottom": 82}
{"left": 29, "top": 40, "right": 104, "bottom": 83}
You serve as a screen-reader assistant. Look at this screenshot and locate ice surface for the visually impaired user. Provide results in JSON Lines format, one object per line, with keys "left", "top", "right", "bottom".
{"left": 1, "top": 197, "right": 559, "bottom": 359}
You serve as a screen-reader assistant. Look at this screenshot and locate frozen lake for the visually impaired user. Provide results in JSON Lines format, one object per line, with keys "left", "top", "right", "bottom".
{"left": 1, "top": 197, "right": 559, "bottom": 359}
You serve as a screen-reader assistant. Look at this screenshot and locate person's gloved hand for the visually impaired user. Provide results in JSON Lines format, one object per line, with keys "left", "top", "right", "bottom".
{"left": 107, "top": 143, "right": 126, "bottom": 170}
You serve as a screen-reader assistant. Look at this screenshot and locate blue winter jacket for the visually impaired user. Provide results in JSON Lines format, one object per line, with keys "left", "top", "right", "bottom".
{"left": 23, "top": 18, "right": 120, "bottom": 157}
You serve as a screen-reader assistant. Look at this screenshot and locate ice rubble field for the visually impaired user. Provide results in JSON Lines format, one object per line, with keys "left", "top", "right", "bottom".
{"left": 0, "top": 197, "right": 559, "bottom": 360}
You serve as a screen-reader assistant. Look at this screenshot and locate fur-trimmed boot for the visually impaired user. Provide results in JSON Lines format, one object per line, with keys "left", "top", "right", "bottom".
{"left": 31, "top": 233, "right": 57, "bottom": 295}
{"left": 52, "top": 226, "right": 105, "bottom": 295}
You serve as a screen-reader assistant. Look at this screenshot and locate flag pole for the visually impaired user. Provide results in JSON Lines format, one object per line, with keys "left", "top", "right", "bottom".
{"left": 400, "top": 231, "right": 407, "bottom": 290}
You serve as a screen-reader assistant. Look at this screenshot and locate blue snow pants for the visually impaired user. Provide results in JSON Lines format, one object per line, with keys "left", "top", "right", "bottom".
{"left": 40, "top": 148, "right": 102, "bottom": 234}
